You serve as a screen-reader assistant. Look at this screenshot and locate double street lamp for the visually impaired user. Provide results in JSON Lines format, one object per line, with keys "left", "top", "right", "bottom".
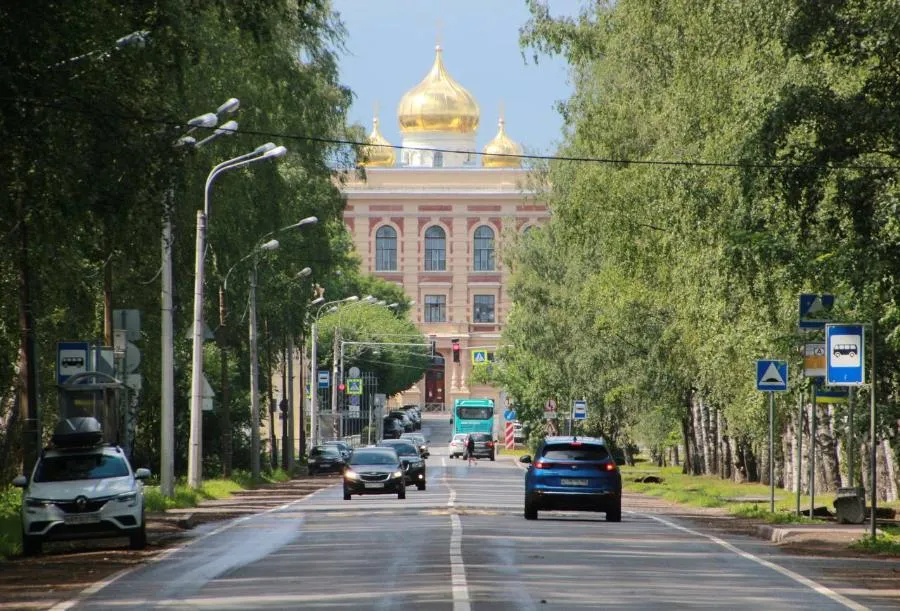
{"left": 187, "top": 143, "right": 287, "bottom": 489}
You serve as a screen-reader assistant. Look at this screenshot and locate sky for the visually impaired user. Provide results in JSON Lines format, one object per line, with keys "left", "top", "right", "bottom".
{"left": 331, "top": 0, "right": 582, "bottom": 157}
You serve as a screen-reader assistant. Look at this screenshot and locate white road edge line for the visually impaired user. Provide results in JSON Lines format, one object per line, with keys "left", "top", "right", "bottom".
{"left": 49, "top": 487, "right": 322, "bottom": 611}
{"left": 442, "top": 457, "right": 456, "bottom": 507}
{"left": 645, "top": 513, "right": 869, "bottom": 611}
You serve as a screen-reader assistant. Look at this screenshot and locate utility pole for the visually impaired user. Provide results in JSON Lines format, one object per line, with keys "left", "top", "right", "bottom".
{"left": 248, "top": 263, "right": 261, "bottom": 482}
{"left": 218, "top": 285, "right": 232, "bottom": 477}
{"left": 286, "top": 334, "right": 295, "bottom": 470}
{"left": 331, "top": 328, "right": 341, "bottom": 440}
{"left": 309, "top": 322, "right": 318, "bottom": 448}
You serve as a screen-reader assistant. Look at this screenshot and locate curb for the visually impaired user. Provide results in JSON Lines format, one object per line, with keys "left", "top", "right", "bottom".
{"left": 757, "top": 523, "right": 877, "bottom": 545}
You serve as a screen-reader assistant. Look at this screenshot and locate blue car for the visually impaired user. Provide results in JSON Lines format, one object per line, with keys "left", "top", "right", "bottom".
{"left": 521, "top": 436, "right": 621, "bottom": 522}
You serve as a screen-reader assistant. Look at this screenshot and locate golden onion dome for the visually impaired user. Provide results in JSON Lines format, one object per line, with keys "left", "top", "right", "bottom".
{"left": 482, "top": 117, "right": 523, "bottom": 168}
{"left": 397, "top": 45, "right": 479, "bottom": 134}
{"left": 358, "top": 117, "right": 395, "bottom": 167}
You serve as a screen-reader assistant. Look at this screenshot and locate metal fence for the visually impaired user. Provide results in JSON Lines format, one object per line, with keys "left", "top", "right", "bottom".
{"left": 312, "top": 371, "right": 380, "bottom": 447}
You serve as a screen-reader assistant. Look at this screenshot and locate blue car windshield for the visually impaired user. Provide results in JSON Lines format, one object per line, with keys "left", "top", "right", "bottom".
{"left": 541, "top": 443, "right": 611, "bottom": 461}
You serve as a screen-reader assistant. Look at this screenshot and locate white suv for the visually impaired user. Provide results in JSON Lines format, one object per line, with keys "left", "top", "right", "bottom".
{"left": 13, "top": 444, "right": 150, "bottom": 555}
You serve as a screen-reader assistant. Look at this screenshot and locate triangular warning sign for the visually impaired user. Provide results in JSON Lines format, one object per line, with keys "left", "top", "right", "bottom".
{"left": 759, "top": 363, "right": 784, "bottom": 385}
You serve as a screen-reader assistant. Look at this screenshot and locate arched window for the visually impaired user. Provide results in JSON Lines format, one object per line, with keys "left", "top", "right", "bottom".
{"left": 473, "top": 225, "right": 495, "bottom": 271}
{"left": 424, "top": 226, "right": 446, "bottom": 271}
{"left": 375, "top": 226, "right": 397, "bottom": 271}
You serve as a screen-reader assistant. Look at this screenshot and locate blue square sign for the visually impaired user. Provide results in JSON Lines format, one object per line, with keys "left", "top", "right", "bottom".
{"left": 317, "top": 370, "right": 330, "bottom": 389}
{"left": 826, "top": 324, "right": 864, "bottom": 386}
{"left": 756, "top": 360, "right": 788, "bottom": 392}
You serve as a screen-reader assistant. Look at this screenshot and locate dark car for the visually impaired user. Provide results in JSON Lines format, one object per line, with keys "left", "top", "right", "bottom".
{"left": 343, "top": 448, "right": 406, "bottom": 500}
{"left": 382, "top": 417, "right": 404, "bottom": 439}
{"left": 521, "top": 436, "right": 621, "bottom": 522}
{"left": 400, "top": 432, "right": 429, "bottom": 458}
{"left": 387, "top": 411, "right": 415, "bottom": 433}
{"left": 467, "top": 432, "right": 496, "bottom": 461}
{"left": 376, "top": 439, "right": 426, "bottom": 490}
{"left": 324, "top": 440, "right": 352, "bottom": 462}
{"left": 307, "top": 445, "right": 346, "bottom": 476}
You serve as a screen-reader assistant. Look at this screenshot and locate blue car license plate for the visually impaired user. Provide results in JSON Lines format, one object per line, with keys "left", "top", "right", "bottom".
{"left": 560, "top": 478, "right": 589, "bottom": 487}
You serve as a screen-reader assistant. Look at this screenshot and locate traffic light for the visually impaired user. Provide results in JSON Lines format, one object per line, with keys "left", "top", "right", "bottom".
{"left": 452, "top": 338, "right": 460, "bottom": 363}
{"left": 338, "top": 383, "right": 345, "bottom": 392}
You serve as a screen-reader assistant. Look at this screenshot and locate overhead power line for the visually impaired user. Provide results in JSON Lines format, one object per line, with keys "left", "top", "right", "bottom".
{"left": 5, "top": 96, "right": 900, "bottom": 172}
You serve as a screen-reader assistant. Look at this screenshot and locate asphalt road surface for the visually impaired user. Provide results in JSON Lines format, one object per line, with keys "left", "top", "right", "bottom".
{"left": 57, "top": 414, "right": 895, "bottom": 610}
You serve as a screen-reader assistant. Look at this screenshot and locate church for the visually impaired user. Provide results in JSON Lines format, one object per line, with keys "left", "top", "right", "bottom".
{"left": 340, "top": 44, "right": 550, "bottom": 410}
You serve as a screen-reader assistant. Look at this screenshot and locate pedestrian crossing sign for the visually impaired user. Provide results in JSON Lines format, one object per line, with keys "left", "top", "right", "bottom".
{"left": 472, "top": 350, "right": 488, "bottom": 365}
{"left": 347, "top": 378, "right": 363, "bottom": 395}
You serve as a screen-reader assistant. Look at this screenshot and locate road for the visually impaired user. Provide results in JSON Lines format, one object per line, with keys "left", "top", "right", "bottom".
{"left": 57, "top": 414, "right": 896, "bottom": 610}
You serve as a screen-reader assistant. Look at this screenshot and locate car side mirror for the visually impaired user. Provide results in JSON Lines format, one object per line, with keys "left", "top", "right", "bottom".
{"left": 520, "top": 455, "right": 532, "bottom": 463}
{"left": 12, "top": 475, "right": 27, "bottom": 487}
{"left": 134, "top": 468, "right": 151, "bottom": 480}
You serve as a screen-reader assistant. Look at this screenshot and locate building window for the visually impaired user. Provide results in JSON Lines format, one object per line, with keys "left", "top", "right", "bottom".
{"left": 433, "top": 151, "right": 443, "bottom": 168}
{"left": 424, "top": 295, "right": 446, "bottom": 322}
{"left": 375, "top": 226, "right": 397, "bottom": 271}
{"left": 424, "top": 225, "right": 446, "bottom": 271}
{"left": 473, "top": 225, "right": 495, "bottom": 271}
{"left": 473, "top": 295, "right": 495, "bottom": 323}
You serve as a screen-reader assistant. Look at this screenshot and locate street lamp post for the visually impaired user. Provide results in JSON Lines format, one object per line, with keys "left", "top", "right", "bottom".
{"left": 187, "top": 143, "right": 287, "bottom": 489}
{"left": 223, "top": 220, "right": 316, "bottom": 483}
{"left": 308, "top": 296, "right": 358, "bottom": 446}
{"left": 161, "top": 100, "right": 239, "bottom": 498}
{"left": 330, "top": 297, "right": 377, "bottom": 439}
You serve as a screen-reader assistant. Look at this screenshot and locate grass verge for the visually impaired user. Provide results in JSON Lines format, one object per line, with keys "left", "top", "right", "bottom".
{"left": 850, "top": 524, "right": 900, "bottom": 554}
{"left": 1, "top": 467, "right": 294, "bottom": 559}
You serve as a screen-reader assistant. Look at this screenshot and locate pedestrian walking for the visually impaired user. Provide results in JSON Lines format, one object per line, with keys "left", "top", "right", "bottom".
{"left": 466, "top": 434, "right": 476, "bottom": 466}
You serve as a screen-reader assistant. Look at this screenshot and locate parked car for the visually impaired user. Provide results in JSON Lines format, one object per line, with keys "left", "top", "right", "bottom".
{"left": 382, "top": 417, "right": 405, "bottom": 439}
{"left": 307, "top": 445, "right": 346, "bottom": 476}
{"left": 343, "top": 447, "right": 406, "bottom": 500}
{"left": 376, "top": 439, "right": 426, "bottom": 490}
{"left": 387, "top": 410, "right": 414, "bottom": 433}
{"left": 448, "top": 433, "right": 467, "bottom": 458}
{"left": 400, "top": 432, "right": 429, "bottom": 458}
{"left": 521, "top": 436, "right": 621, "bottom": 522}
{"left": 467, "top": 432, "right": 496, "bottom": 461}
{"left": 324, "top": 440, "right": 352, "bottom": 462}
{"left": 12, "top": 417, "right": 150, "bottom": 556}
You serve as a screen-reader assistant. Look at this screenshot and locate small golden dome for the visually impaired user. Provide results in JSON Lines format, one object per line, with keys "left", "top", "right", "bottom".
{"left": 397, "top": 45, "right": 479, "bottom": 134}
{"left": 358, "top": 117, "right": 395, "bottom": 167}
{"left": 482, "top": 117, "right": 523, "bottom": 168}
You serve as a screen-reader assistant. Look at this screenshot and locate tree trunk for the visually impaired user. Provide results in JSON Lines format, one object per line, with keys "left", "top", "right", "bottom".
{"left": 882, "top": 439, "right": 898, "bottom": 502}
{"left": 743, "top": 438, "right": 759, "bottom": 482}
{"left": 693, "top": 393, "right": 709, "bottom": 475}
{"left": 681, "top": 412, "right": 693, "bottom": 475}
{"left": 817, "top": 405, "right": 841, "bottom": 492}
{"left": 729, "top": 435, "right": 747, "bottom": 483}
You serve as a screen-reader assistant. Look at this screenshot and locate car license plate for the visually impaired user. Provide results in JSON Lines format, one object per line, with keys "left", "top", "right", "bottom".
{"left": 64, "top": 512, "right": 102, "bottom": 525}
{"left": 560, "top": 478, "right": 589, "bottom": 487}
{"left": 364, "top": 482, "right": 384, "bottom": 489}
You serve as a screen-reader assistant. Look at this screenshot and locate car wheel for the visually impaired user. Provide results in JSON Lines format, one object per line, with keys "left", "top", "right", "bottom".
{"left": 21, "top": 532, "right": 42, "bottom": 556}
{"left": 417, "top": 481, "right": 426, "bottom": 491}
{"left": 524, "top": 498, "right": 538, "bottom": 520}
{"left": 129, "top": 517, "right": 147, "bottom": 550}
{"left": 343, "top": 488, "right": 351, "bottom": 501}
{"left": 398, "top": 487, "right": 406, "bottom": 500}
{"left": 606, "top": 502, "right": 622, "bottom": 522}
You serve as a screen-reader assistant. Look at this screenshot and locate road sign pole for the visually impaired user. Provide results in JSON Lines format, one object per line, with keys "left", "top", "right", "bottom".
{"left": 769, "top": 390, "right": 775, "bottom": 513}
{"left": 809, "top": 382, "right": 817, "bottom": 519}
{"left": 848, "top": 387, "right": 855, "bottom": 488}
{"left": 796, "top": 385, "right": 803, "bottom": 517}
{"left": 870, "top": 321, "right": 877, "bottom": 540}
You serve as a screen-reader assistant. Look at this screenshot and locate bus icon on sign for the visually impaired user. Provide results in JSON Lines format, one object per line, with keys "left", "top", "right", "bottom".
{"left": 833, "top": 344, "right": 858, "bottom": 358}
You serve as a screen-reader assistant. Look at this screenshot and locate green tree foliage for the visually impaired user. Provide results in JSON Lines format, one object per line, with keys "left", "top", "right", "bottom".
{"left": 505, "top": 0, "right": 900, "bottom": 487}
{"left": 0, "top": 1, "right": 358, "bottom": 477}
